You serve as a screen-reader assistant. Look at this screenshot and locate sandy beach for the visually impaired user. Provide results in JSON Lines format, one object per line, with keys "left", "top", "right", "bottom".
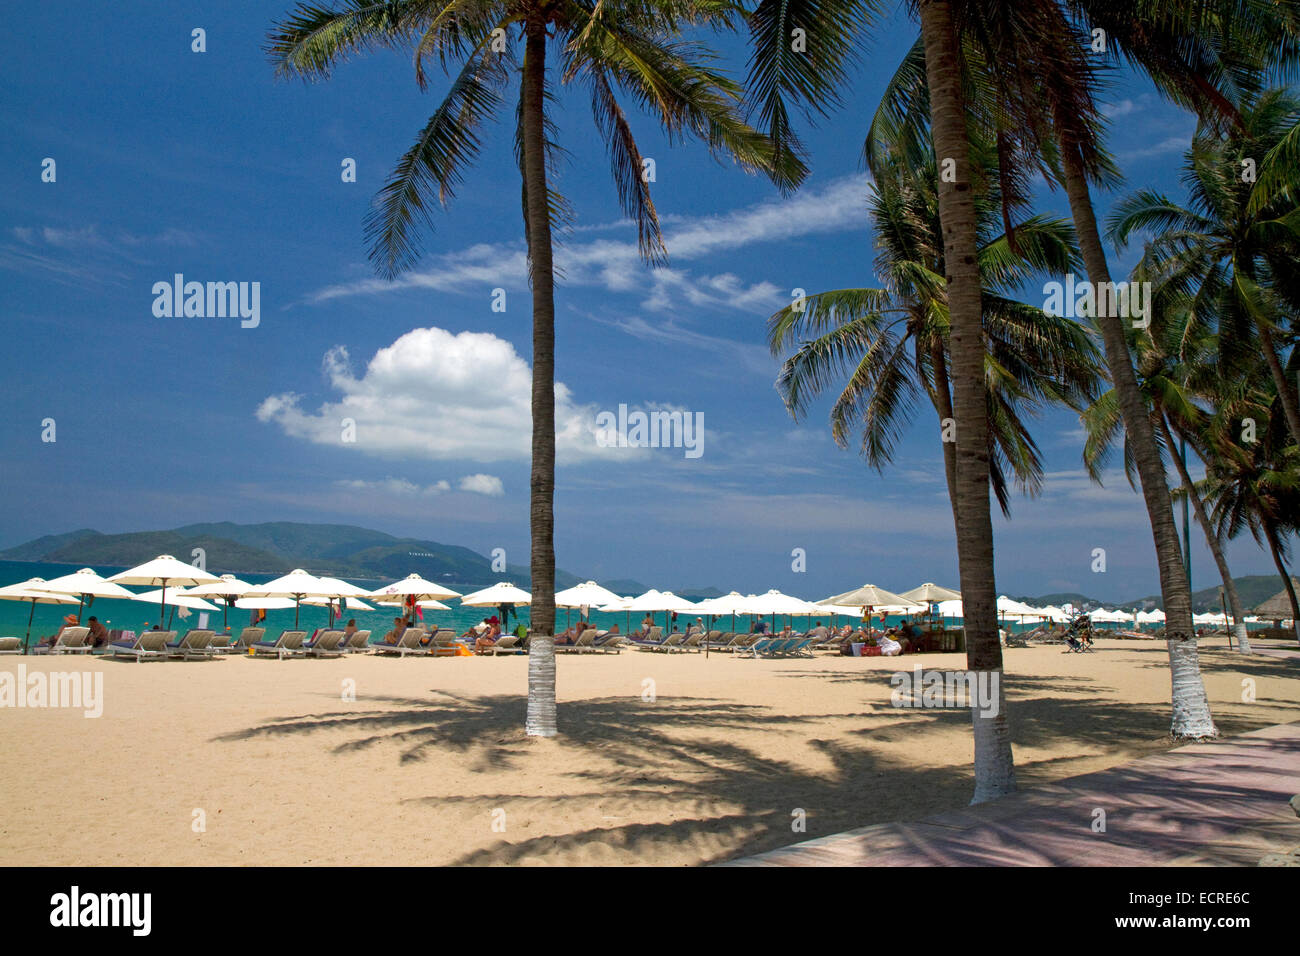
{"left": 2, "top": 638, "right": 1297, "bottom": 866}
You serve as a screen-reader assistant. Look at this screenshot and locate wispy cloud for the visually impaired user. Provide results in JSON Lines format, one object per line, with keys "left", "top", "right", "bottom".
{"left": 299, "top": 174, "right": 871, "bottom": 314}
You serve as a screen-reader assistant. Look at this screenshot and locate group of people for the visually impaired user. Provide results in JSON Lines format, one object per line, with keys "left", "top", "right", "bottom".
{"left": 36, "top": 614, "right": 112, "bottom": 650}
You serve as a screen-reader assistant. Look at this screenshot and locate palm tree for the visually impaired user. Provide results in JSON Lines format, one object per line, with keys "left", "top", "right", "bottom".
{"left": 767, "top": 149, "right": 1100, "bottom": 533}
{"left": 1079, "top": 277, "right": 1255, "bottom": 652}
{"left": 1198, "top": 420, "right": 1300, "bottom": 643}
{"left": 1107, "top": 88, "right": 1300, "bottom": 447}
{"left": 267, "top": 0, "right": 802, "bottom": 736}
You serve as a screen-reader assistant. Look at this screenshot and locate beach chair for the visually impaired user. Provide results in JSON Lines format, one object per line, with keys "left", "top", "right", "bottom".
{"left": 640, "top": 632, "right": 686, "bottom": 653}
{"left": 250, "top": 630, "right": 308, "bottom": 659}
{"left": 304, "top": 629, "right": 346, "bottom": 658}
{"left": 428, "top": 628, "right": 464, "bottom": 657}
{"left": 206, "top": 631, "right": 239, "bottom": 654}
{"left": 594, "top": 633, "right": 628, "bottom": 654}
{"left": 165, "top": 629, "right": 215, "bottom": 660}
{"left": 483, "top": 634, "right": 523, "bottom": 656}
{"left": 231, "top": 627, "right": 266, "bottom": 652}
{"left": 48, "top": 626, "right": 92, "bottom": 655}
{"left": 342, "top": 630, "right": 372, "bottom": 653}
{"left": 706, "top": 631, "right": 739, "bottom": 651}
{"left": 680, "top": 631, "right": 705, "bottom": 652}
{"left": 632, "top": 625, "right": 664, "bottom": 646}
{"left": 372, "top": 628, "right": 428, "bottom": 657}
{"left": 0, "top": 637, "right": 21, "bottom": 655}
{"left": 785, "top": 637, "right": 815, "bottom": 658}
{"left": 557, "top": 628, "right": 599, "bottom": 654}
{"left": 110, "top": 630, "right": 172, "bottom": 662}
{"left": 743, "top": 637, "right": 779, "bottom": 658}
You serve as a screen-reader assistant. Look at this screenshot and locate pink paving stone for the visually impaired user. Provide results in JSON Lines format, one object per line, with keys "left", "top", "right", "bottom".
{"left": 723, "top": 720, "right": 1300, "bottom": 867}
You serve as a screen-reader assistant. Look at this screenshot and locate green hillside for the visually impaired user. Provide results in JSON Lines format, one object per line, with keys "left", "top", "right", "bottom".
{"left": 1, "top": 522, "right": 628, "bottom": 592}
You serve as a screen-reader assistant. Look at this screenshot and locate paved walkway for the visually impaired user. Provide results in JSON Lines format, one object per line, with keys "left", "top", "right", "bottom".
{"left": 725, "top": 720, "right": 1300, "bottom": 866}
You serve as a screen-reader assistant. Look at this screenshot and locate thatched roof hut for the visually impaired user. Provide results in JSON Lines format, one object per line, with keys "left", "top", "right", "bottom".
{"left": 1253, "top": 580, "right": 1300, "bottom": 618}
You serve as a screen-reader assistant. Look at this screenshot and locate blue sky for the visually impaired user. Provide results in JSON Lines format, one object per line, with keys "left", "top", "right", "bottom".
{"left": 0, "top": 1, "right": 1284, "bottom": 601}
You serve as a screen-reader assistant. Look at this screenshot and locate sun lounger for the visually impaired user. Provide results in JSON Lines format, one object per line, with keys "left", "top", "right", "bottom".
{"left": 304, "top": 629, "right": 346, "bottom": 657}
{"left": 206, "top": 631, "right": 239, "bottom": 653}
{"left": 680, "top": 632, "right": 705, "bottom": 652}
{"left": 482, "top": 634, "right": 523, "bottom": 655}
{"left": 428, "top": 628, "right": 465, "bottom": 657}
{"left": 250, "top": 630, "right": 308, "bottom": 659}
{"left": 556, "top": 628, "right": 599, "bottom": 654}
{"left": 110, "top": 630, "right": 172, "bottom": 662}
{"left": 0, "top": 637, "right": 21, "bottom": 655}
{"left": 48, "top": 626, "right": 92, "bottom": 655}
{"left": 593, "top": 633, "right": 627, "bottom": 653}
{"left": 229, "top": 627, "right": 266, "bottom": 653}
{"left": 342, "top": 629, "right": 372, "bottom": 652}
{"left": 638, "top": 631, "right": 686, "bottom": 653}
{"left": 165, "top": 629, "right": 215, "bottom": 660}
{"left": 372, "top": 628, "right": 428, "bottom": 657}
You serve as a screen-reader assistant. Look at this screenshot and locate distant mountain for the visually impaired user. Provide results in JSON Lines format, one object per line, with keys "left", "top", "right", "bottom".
{"left": 1015, "top": 574, "right": 1296, "bottom": 613}
{"left": 0, "top": 528, "right": 103, "bottom": 561}
{"left": 0, "top": 521, "right": 638, "bottom": 592}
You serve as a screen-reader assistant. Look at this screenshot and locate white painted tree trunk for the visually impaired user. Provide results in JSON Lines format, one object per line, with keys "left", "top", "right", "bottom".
{"left": 1168, "top": 637, "right": 1217, "bottom": 739}
{"left": 526, "top": 635, "right": 557, "bottom": 737}
{"left": 970, "top": 673, "right": 1015, "bottom": 804}
{"left": 1234, "top": 622, "right": 1252, "bottom": 654}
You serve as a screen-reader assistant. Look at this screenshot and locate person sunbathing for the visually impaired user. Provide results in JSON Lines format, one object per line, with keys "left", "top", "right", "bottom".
{"left": 383, "top": 617, "right": 407, "bottom": 645}
{"left": 474, "top": 621, "right": 503, "bottom": 653}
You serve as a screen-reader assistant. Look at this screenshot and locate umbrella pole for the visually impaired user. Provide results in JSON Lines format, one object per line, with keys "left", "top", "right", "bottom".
{"left": 23, "top": 599, "right": 35, "bottom": 655}
{"left": 77, "top": 595, "right": 86, "bottom": 624}
{"left": 295, "top": 598, "right": 301, "bottom": 629}
{"left": 159, "top": 581, "right": 167, "bottom": 632}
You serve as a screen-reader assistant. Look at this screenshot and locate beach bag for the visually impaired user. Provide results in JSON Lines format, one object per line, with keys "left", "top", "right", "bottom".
{"left": 455, "top": 643, "right": 472, "bottom": 657}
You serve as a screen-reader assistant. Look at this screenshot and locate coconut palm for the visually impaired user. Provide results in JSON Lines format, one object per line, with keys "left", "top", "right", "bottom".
{"left": 768, "top": 149, "right": 1100, "bottom": 533}
{"left": 1107, "top": 88, "right": 1300, "bottom": 447}
{"left": 1197, "top": 417, "right": 1300, "bottom": 643}
{"left": 267, "top": 0, "right": 803, "bottom": 737}
{"left": 1079, "top": 275, "right": 1256, "bottom": 652}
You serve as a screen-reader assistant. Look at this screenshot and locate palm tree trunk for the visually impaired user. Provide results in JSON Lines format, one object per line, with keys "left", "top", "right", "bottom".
{"left": 1264, "top": 524, "right": 1300, "bottom": 646}
{"left": 918, "top": 0, "right": 1015, "bottom": 803}
{"left": 929, "top": 337, "right": 961, "bottom": 533}
{"left": 1059, "top": 139, "right": 1216, "bottom": 739}
{"left": 1158, "top": 416, "right": 1251, "bottom": 654}
{"left": 521, "top": 17, "right": 557, "bottom": 737}
{"left": 1257, "top": 323, "right": 1300, "bottom": 447}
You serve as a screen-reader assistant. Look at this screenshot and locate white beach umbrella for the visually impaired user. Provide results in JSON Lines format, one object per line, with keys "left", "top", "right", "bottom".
{"left": 369, "top": 572, "right": 463, "bottom": 622}
{"left": 368, "top": 573, "right": 462, "bottom": 601}
{"left": 184, "top": 574, "right": 255, "bottom": 629}
{"left": 308, "top": 577, "right": 376, "bottom": 627}
{"left": 30, "top": 567, "right": 139, "bottom": 622}
{"left": 819, "top": 583, "right": 911, "bottom": 634}
{"left": 132, "top": 588, "right": 220, "bottom": 612}
{"left": 460, "top": 582, "right": 532, "bottom": 606}
{"left": 555, "top": 581, "right": 624, "bottom": 630}
{"left": 901, "top": 582, "right": 962, "bottom": 604}
{"left": 234, "top": 596, "right": 297, "bottom": 610}
{"left": 935, "top": 598, "right": 964, "bottom": 619}
{"left": 0, "top": 579, "right": 80, "bottom": 653}
{"left": 377, "top": 598, "right": 452, "bottom": 611}
{"left": 243, "top": 569, "right": 341, "bottom": 628}
{"left": 554, "top": 581, "right": 623, "bottom": 617}
{"left": 107, "top": 555, "right": 221, "bottom": 628}
{"left": 618, "top": 589, "right": 697, "bottom": 636}
{"left": 820, "top": 583, "right": 911, "bottom": 609}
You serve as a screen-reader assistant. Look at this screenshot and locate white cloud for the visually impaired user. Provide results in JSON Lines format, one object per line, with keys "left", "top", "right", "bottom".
{"left": 459, "top": 473, "right": 504, "bottom": 496}
{"left": 335, "top": 477, "right": 450, "bottom": 496}
{"left": 299, "top": 174, "right": 870, "bottom": 315}
{"left": 256, "top": 326, "right": 624, "bottom": 464}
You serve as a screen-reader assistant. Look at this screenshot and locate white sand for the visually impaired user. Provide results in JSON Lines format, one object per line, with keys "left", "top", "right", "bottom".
{"left": 1, "top": 638, "right": 1296, "bottom": 865}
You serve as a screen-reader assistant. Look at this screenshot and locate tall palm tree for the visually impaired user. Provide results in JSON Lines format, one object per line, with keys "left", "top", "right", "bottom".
{"left": 1107, "top": 88, "right": 1300, "bottom": 447}
{"left": 268, "top": 0, "right": 802, "bottom": 736}
{"left": 767, "top": 149, "right": 1100, "bottom": 533}
{"left": 863, "top": 0, "right": 1288, "bottom": 739}
{"left": 1198, "top": 422, "right": 1300, "bottom": 642}
{"left": 1079, "top": 279, "right": 1255, "bottom": 652}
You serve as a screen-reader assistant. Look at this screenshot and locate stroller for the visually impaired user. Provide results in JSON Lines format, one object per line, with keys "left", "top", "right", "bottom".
{"left": 1063, "top": 613, "right": 1095, "bottom": 652}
